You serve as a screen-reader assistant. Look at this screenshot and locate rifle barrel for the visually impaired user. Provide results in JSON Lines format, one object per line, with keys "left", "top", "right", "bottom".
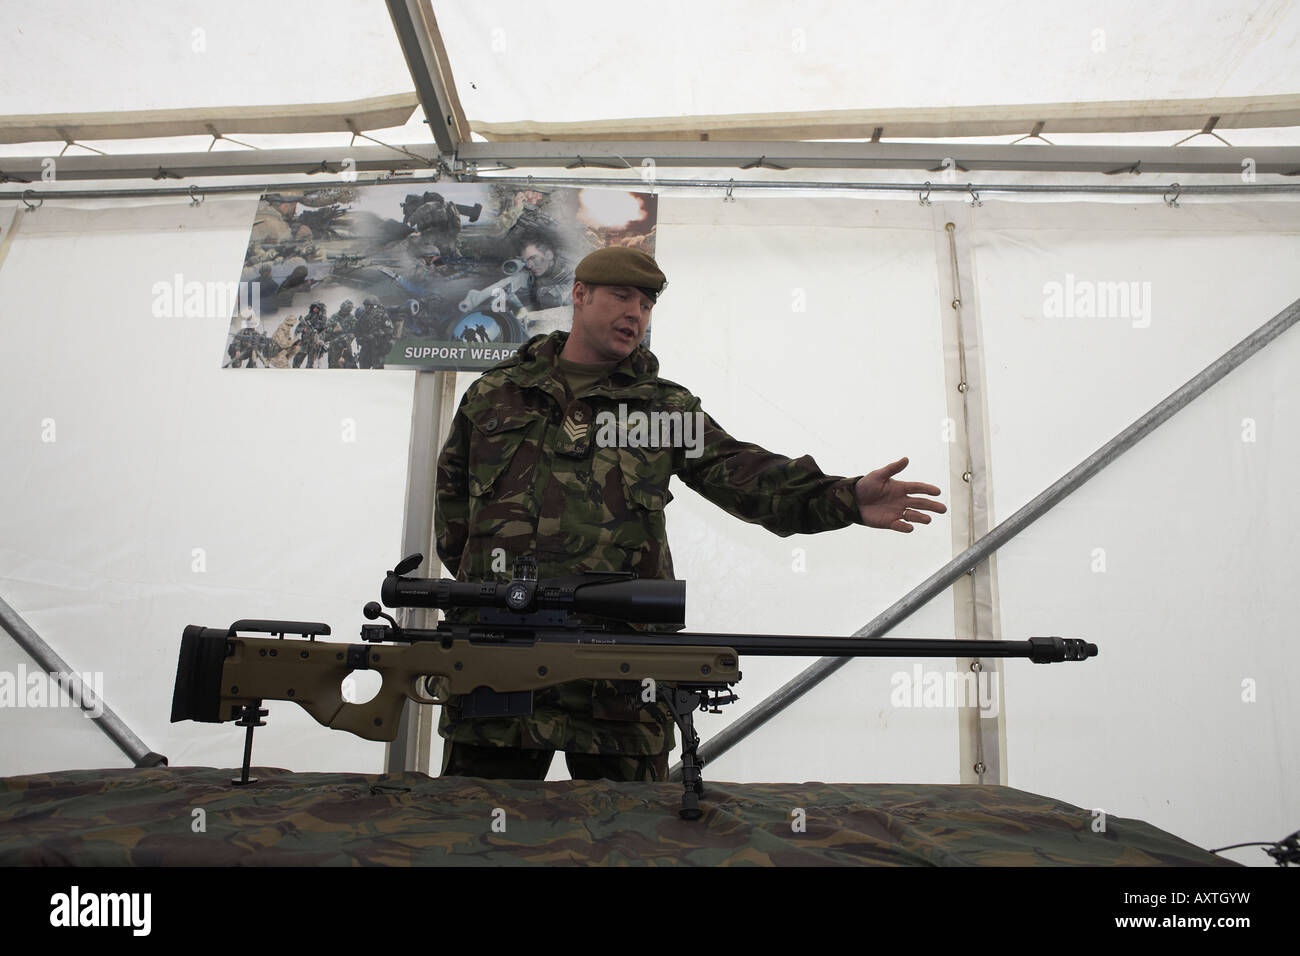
{"left": 414, "top": 625, "right": 1096, "bottom": 663}
{"left": 664, "top": 632, "right": 1093, "bottom": 662}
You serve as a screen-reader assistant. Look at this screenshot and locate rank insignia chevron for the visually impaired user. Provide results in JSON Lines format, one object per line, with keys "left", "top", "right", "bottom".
{"left": 562, "top": 416, "right": 588, "bottom": 444}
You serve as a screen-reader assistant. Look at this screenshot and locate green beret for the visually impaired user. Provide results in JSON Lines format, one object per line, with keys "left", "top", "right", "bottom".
{"left": 574, "top": 247, "right": 668, "bottom": 301}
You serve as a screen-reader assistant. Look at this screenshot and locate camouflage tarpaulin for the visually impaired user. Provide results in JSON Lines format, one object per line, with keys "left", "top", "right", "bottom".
{"left": 0, "top": 767, "right": 1235, "bottom": 866}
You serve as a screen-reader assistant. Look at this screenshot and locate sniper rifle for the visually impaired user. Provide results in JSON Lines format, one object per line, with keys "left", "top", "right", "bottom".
{"left": 170, "top": 554, "right": 1098, "bottom": 819}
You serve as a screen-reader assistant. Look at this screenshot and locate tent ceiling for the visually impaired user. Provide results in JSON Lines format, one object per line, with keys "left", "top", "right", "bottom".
{"left": 435, "top": 0, "right": 1300, "bottom": 123}
{"left": 9, "top": 93, "right": 1296, "bottom": 150}
{"left": 469, "top": 94, "right": 1300, "bottom": 141}
{"left": 0, "top": 2, "right": 415, "bottom": 116}
{"left": 0, "top": 0, "right": 1296, "bottom": 179}
{"left": 0, "top": 95, "right": 419, "bottom": 146}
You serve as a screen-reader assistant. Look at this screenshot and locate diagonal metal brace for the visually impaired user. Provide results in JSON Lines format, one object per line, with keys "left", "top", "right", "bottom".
{"left": 0, "top": 594, "right": 167, "bottom": 768}
{"left": 673, "top": 294, "right": 1300, "bottom": 779}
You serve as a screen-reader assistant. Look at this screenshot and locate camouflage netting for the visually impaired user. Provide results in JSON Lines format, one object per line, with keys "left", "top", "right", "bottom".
{"left": 0, "top": 767, "right": 1235, "bottom": 866}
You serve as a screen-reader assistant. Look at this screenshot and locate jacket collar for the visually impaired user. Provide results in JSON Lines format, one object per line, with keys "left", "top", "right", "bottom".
{"left": 503, "top": 331, "right": 662, "bottom": 398}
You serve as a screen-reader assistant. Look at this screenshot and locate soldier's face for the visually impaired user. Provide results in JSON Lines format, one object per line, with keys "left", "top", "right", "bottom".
{"left": 522, "top": 244, "right": 553, "bottom": 276}
{"left": 571, "top": 282, "right": 653, "bottom": 362}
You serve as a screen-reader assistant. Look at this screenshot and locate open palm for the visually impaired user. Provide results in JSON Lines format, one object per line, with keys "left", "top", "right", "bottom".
{"left": 855, "top": 457, "right": 947, "bottom": 532}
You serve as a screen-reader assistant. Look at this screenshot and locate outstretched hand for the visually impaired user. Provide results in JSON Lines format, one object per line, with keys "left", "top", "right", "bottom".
{"left": 855, "top": 457, "right": 947, "bottom": 532}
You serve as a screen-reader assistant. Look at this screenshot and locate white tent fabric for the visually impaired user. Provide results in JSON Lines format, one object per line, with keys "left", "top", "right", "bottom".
{"left": 0, "top": 3, "right": 413, "bottom": 115}
{"left": 2, "top": 0, "right": 1299, "bottom": 157}
{"left": 967, "top": 201, "right": 1299, "bottom": 848}
{"left": 0, "top": 199, "right": 414, "bottom": 775}
{"left": 9, "top": 0, "right": 1299, "bottom": 120}
{"left": 439, "top": 0, "right": 1300, "bottom": 124}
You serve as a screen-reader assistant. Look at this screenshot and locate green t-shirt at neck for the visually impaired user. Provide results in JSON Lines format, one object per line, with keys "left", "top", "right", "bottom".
{"left": 555, "top": 355, "right": 614, "bottom": 399}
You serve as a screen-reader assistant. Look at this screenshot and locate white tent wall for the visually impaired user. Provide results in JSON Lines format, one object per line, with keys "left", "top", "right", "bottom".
{"left": 0, "top": 199, "right": 416, "bottom": 776}
{"left": 965, "top": 201, "right": 1300, "bottom": 864}
{"left": 0, "top": 193, "right": 1294, "bottom": 867}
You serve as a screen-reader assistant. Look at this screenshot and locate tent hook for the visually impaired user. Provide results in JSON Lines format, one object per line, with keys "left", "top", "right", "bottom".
{"left": 918, "top": 182, "right": 932, "bottom": 205}
{"left": 21, "top": 189, "right": 43, "bottom": 211}
{"left": 1163, "top": 182, "right": 1181, "bottom": 207}
{"left": 724, "top": 179, "right": 735, "bottom": 202}
{"left": 189, "top": 185, "right": 205, "bottom": 206}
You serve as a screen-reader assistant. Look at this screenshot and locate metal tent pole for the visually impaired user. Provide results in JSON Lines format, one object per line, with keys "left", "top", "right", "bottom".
{"left": 673, "top": 294, "right": 1300, "bottom": 779}
{"left": 0, "top": 594, "right": 167, "bottom": 768}
{"left": 384, "top": 368, "right": 459, "bottom": 775}
{"left": 384, "top": 0, "right": 469, "bottom": 155}
{"left": 2, "top": 142, "right": 1300, "bottom": 182}
{"left": 5, "top": 179, "right": 1300, "bottom": 203}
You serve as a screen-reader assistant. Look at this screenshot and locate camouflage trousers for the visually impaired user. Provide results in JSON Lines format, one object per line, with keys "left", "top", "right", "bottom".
{"left": 358, "top": 343, "right": 389, "bottom": 369}
{"left": 328, "top": 340, "right": 355, "bottom": 368}
{"left": 440, "top": 742, "right": 669, "bottom": 782}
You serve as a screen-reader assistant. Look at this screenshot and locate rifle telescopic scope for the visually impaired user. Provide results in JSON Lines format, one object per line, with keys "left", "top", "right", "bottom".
{"left": 382, "top": 571, "right": 686, "bottom": 627}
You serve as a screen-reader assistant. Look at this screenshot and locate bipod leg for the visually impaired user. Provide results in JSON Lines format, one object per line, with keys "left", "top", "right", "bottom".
{"left": 231, "top": 700, "right": 267, "bottom": 786}
{"left": 665, "top": 686, "right": 705, "bottom": 820}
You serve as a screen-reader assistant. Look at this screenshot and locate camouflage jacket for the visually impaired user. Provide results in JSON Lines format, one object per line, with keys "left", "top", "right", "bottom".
{"left": 433, "top": 331, "right": 864, "bottom": 755}
{"left": 327, "top": 310, "right": 356, "bottom": 338}
{"left": 355, "top": 307, "right": 394, "bottom": 345}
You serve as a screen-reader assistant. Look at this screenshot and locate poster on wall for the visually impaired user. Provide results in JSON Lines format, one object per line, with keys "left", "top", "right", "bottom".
{"left": 222, "top": 183, "right": 657, "bottom": 372}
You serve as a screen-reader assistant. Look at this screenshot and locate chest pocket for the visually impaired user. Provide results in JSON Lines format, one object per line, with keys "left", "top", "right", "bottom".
{"left": 617, "top": 447, "right": 674, "bottom": 513}
{"left": 467, "top": 413, "right": 540, "bottom": 497}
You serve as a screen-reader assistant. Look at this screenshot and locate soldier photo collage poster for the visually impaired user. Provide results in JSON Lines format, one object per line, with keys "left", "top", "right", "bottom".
{"left": 224, "top": 183, "right": 658, "bottom": 372}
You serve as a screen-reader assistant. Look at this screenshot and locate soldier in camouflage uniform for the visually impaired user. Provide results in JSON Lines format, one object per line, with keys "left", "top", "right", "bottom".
{"left": 326, "top": 299, "right": 357, "bottom": 369}
{"left": 434, "top": 247, "right": 947, "bottom": 782}
{"left": 292, "top": 302, "right": 329, "bottom": 368}
{"left": 226, "top": 314, "right": 272, "bottom": 368}
{"left": 354, "top": 296, "right": 395, "bottom": 369}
